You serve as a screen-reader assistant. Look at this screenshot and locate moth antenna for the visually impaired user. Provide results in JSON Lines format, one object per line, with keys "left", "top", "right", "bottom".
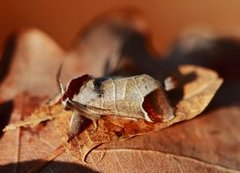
{"left": 56, "top": 64, "right": 65, "bottom": 95}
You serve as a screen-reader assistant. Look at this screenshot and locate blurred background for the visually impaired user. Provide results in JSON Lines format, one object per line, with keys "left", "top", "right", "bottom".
{"left": 0, "top": 2, "right": 240, "bottom": 172}
{"left": 1, "top": 0, "right": 240, "bottom": 53}
{"left": 1, "top": 0, "right": 240, "bottom": 109}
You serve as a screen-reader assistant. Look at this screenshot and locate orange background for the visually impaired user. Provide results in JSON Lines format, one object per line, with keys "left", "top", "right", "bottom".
{"left": 1, "top": 0, "right": 240, "bottom": 53}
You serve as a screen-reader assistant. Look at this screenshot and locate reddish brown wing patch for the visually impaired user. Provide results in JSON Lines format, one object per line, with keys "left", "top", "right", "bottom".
{"left": 142, "top": 89, "right": 172, "bottom": 122}
{"left": 62, "top": 75, "right": 92, "bottom": 101}
{"left": 142, "top": 91, "right": 163, "bottom": 122}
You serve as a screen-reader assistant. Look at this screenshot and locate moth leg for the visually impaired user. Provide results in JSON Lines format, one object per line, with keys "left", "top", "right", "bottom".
{"left": 68, "top": 111, "right": 85, "bottom": 139}
{"left": 73, "top": 108, "right": 100, "bottom": 132}
{"left": 68, "top": 100, "right": 101, "bottom": 132}
{"left": 80, "top": 113, "right": 99, "bottom": 132}
{"left": 91, "top": 118, "right": 98, "bottom": 132}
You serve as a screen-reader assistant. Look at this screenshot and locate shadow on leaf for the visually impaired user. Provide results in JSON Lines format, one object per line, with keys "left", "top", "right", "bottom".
{"left": 0, "top": 33, "right": 18, "bottom": 85}
{"left": 0, "top": 160, "right": 99, "bottom": 173}
{"left": 96, "top": 19, "right": 240, "bottom": 111}
{"left": 0, "top": 100, "right": 13, "bottom": 138}
{"left": 167, "top": 36, "right": 240, "bottom": 110}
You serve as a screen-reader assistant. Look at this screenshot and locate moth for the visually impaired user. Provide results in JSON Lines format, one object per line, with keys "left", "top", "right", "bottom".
{"left": 57, "top": 67, "right": 175, "bottom": 138}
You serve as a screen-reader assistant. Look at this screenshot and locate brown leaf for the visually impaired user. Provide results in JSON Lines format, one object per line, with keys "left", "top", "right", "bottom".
{"left": 0, "top": 13, "right": 239, "bottom": 173}
{"left": 54, "top": 65, "right": 222, "bottom": 161}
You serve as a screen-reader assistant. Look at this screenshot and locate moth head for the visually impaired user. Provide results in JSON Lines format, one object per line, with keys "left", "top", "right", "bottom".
{"left": 56, "top": 66, "right": 92, "bottom": 110}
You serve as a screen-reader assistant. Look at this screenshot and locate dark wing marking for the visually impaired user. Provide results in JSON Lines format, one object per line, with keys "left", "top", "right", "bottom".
{"left": 93, "top": 77, "right": 109, "bottom": 96}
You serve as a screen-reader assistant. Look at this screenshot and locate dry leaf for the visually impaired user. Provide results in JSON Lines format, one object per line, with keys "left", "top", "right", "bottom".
{"left": 0, "top": 13, "right": 239, "bottom": 173}
{"left": 53, "top": 65, "right": 222, "bottom": 161}
{"left": 3, "top": 65, "right": 222, "bottom": 162}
